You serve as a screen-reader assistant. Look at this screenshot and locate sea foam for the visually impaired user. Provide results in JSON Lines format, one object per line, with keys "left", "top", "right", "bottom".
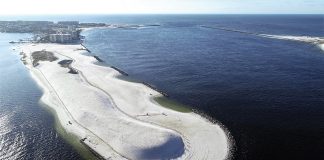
{"left": 261, "top": 34, "right": 324, "bottom": 44}
{"left": 201, "top": 25, "right": 324, "bottom": 49}
{"left": 260, "top": 34, "right": 324, "bottom": 51}
{"left": 320, "top": 44, "right": 324, "bottom": 51}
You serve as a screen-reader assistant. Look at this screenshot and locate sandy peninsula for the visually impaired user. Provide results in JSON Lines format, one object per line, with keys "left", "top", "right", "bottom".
{"left": 18, "top": 43, "right": 230, "bottom": 160}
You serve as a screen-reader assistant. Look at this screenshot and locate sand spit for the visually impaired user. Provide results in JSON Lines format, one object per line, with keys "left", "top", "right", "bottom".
{"left": 201, "top": 25, "right": 324, "bottom": 52}
{"left": 18, "top": 43, "right": 230, "bottom": 160}
{"left": 261, "top": 35, "right": 324, "bottom": 52}
{"left": 260, "top": 35, "right": 324, "bottom": 45}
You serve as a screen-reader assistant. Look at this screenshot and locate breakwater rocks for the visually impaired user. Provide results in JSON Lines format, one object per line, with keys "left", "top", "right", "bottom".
{"left": 110, "top": 66, "right": 128, "bottom": 76}
{"left": 191, "top": 109, "right": 220, "bottom": 124}
{"left": 191, "top": 108, "right": 234, "bottom": 158}
{"left": 80, "top": 43, "right": 104, "bottom": 63}
{"left": 81, "top": 43, "right": 91, "bottom": 53}
{"left": 79, "top": 140, "right": 106, "bottom": 160}
{"left": 93, "top": 56, "right": 104, "bottom": 62}
{"left": 109, "top": 66, "right": 169, "bottom": 97}
{"left": 200, "top": 25, "right": 258, "bottom": 35}
{"left": 142, "top": 82, "right": 169, "bottom": 97}
{"left": 80, "top": 43, "right": 169, "bottom": 98}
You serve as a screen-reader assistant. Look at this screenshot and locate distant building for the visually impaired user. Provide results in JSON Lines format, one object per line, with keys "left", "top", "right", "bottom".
{"left": 57, "top": 21, "right": 79, "bottom": 26}
{"left": 67, "top": 25, "right": 76, "bottom": 31}
{"left": 49, "top": 34, "right": 72, "bottom": 43}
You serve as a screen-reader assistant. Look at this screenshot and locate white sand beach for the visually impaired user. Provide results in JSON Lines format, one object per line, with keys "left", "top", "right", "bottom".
{"left": 18, "top": 43, "right": 230, "bottom": 160}
{"left": 320, "top": 43, "right": 324, "bottom": 51}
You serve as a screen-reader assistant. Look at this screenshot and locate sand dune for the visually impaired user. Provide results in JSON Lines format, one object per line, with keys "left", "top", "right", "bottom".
{"left": 19, "top": 43, "right": 230, "bottom": 160}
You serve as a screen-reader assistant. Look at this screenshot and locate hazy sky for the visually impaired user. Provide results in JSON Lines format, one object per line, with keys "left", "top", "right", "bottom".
{"left": 0, "top": 0, "right": 323, "bottom": 15}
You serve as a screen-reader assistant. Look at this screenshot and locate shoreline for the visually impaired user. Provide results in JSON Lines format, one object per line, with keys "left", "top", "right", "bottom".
{"left": 201, "top": 25, "right": 324, "bottom": 52}
{"left": 38, "top": 100, "right": 98, "bottom": 159}
{"left": 17, "top": 43, "right": 231, "bottom": 160}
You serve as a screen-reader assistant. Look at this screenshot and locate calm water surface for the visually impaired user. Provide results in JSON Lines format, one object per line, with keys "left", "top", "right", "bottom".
{"left": 0, "top": 15, "right": 323, "bottom": 160}
{"left": 82, "top": 15, "right": 324, "bottom": 160}
{"left": 0, "top": 33, "right": 82, "bottom": 159}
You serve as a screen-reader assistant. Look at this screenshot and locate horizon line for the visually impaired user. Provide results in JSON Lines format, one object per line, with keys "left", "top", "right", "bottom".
{"left": 0, "top": 13, "right": 323, "bottom": 16}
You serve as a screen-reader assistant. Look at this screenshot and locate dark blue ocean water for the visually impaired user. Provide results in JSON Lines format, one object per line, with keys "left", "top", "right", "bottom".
{"left": 80, "top": 15, "right": 324, "bottom": 160}
{"left": 0, "top": 15, "right": 324, "bottom": 160}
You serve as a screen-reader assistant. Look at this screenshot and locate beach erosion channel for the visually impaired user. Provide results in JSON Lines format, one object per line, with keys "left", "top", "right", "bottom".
{"left": 17, "top": 43, "right": 231, "bottom": 160}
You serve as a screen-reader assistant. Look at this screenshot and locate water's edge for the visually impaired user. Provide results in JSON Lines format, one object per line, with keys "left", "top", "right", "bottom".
{"left": 38, "top": 101, "right": 97, "bottom": 160}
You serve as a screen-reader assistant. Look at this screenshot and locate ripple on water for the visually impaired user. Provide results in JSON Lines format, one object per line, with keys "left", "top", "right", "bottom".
{"left": 0, "top": 112, "right": 26, "bottom": 160}
{"left": 0, "top": 33, "right": 84, "bottom": 159}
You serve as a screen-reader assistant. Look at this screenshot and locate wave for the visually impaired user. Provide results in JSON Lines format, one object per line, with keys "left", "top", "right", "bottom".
{"left": 200, "top": 25, "right": 324, "bottom": 51}
{"left": 260, "top": 34, "right": 324, "bottom": 44}
{"left": 320, "top": 44, "right": 324, "bottom": 51}
{"left": 259, "top": 34, "right": 324, "bottom": 51}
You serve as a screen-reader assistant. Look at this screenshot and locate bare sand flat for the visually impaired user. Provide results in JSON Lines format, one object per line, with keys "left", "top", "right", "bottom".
{"left": 19, "top": 43, "right": 230, "bottom": 160}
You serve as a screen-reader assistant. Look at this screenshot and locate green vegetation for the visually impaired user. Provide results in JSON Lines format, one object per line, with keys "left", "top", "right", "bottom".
{"left": 31, "top": 50, "right": 58, "bottom": 66}
{"left": 58, "top": 59, "right": 73, "bottom": 68}
{"left": 154, "top": 96, "right": 192, "bottom": 113}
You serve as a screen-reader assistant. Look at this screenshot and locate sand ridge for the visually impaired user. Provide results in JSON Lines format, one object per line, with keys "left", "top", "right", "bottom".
{"left": 19, "top": 43, "right": 230, "bottom": 160}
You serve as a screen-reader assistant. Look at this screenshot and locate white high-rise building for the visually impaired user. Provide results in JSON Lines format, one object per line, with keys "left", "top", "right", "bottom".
{"left": 49, "top": 34, "right": 72, "bottom": 43}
